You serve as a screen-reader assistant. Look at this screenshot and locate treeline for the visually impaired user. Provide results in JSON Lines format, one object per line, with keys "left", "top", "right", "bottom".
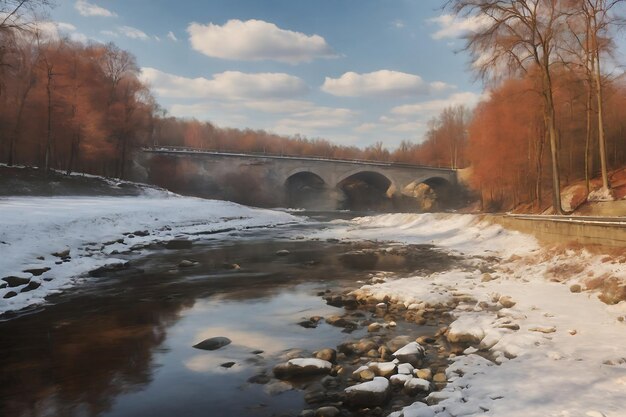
{"left": 0, "top": 30, "right": 156, "bottom": 178}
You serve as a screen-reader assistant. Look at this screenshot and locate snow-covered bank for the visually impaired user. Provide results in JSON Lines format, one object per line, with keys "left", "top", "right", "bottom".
{"left": 308, "top": 213, "right": 626, "bottom": 417}
{"left": 0, "top": 195, "right": 301, "bottom": 314}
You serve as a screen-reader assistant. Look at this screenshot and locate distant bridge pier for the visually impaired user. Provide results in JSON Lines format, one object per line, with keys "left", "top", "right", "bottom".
{"left": 133, "top": 148, "right": 463, "bottom": 211}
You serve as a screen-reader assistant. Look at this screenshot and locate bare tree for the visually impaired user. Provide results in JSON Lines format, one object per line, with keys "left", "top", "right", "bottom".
{"left": 0, "top": 0, "right": 52, "bottom": 32}
{"left": 446, "top": 0, "right": 573, "bottom": 214}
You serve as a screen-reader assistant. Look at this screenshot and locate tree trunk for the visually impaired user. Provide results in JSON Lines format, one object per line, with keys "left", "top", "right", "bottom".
{"left": 43, "top": 66, "right": 53, "bottom": 176}
{"left": 593, "top": 17, "right": 610, "bottom": 191}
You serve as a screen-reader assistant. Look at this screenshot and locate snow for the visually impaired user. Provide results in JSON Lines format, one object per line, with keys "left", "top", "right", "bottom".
{"left": 398, "top": 363, "right": 415, "bottom": 375}
{"left": 0, "top": 195, "right": 300, "bottom": 314}
{"left": 404, "top": 378, "right": 430, "bottom": 391}
{"left": 393, "top": 342, "right": 425, "bottom": 357}
{"left": 307, "top": 212, "right": 626, "bottom": 417}
{"left": 287, "top": 358, "right": 332, "bottom": 369}
{"left": 345, "top": 377, "right": 389, "bottom": 393}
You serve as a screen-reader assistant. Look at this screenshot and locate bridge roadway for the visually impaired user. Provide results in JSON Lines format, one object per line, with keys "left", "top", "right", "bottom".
{"left": 134, "top": 147, "right": 460, "bottom": 209}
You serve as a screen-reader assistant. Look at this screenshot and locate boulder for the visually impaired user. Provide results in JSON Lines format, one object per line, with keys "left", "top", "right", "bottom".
{"left": 499, "top": 295, "right": 516, "bottom": 308}
{"left": 345, "top": 377, "right": 390, "bottom": 408}
{"left": 393, "top": 342, "right": 425, "bottom": 366}
{"left": 192, "top": 336, "right": 232, "bottom": 351}
{"left": 273, "top": 358, "right": 332, "bottom": 379}
{"left": 314, "top": 348, "right": 337, "bottom": 363}
{"left": 20, "top": 281, "right": 41, "bottom": 292}
{"left": 390, "top": 374, "right": 412, "bottom": 386}
{"left": 315, "top": 406, "right": 340, "bottom": 417}
{"left": 22, "top": 267, "right": 50, "bottom": 276}
{"left": 2, "top": 276, "right": 30, "bottom": 287}
{"left": 368, "top": 361, "right": 397, "bottom": 378}
{"left": 398, "top": 363, "right": 415, "bottom": 375}
{"left": 404, "top": 378, "right": 431, "bottom": 395}
{"left": 52, "top": 248, "right": 70, "bottom": 258}
{"left": 3, "top": 291, "right": 17, "bottom": 299}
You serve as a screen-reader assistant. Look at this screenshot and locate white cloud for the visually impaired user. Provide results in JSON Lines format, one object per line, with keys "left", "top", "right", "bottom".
{"left": 274, "top": 107, "right": 357, "bottom": 133}
{"left": 391, "top": 91, "right": 483, "bottom": 116}
{"left": 355, "top": 123, "right": 379, "bottom": 133}
{"left": 321, "top": 70, "right": 455, "bottom": 98}
{"left": 393, "top": 20, "right": 405, "bottom": 29}
{"left": 100, "top": 30, "right": 118, "bottom": 37}
{"left": 187, "top": 19, "right": 336, "bottom": 64}
{"left": 75, "top": 0, "right": 117, "bottom": 18}
{"left": 118, "top": 25, "right": 149, "bottom": 40}
{"left": 140, "top": 67, "right": 309, "bottom": 100}
{"left": 167, "top": 31, "right": 178, "bottom": 42}
{"left": 429, "top": 14, "right": 490, "bottom": 40}
{"left": 34, "top": 21, "right": 89, "bottom": 43}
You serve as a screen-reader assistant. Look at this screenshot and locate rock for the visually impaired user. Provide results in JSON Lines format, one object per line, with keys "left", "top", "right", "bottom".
{"left": 298, "top": 320, "right": 318, "bottom": 329}
{"left": 570, "top": 284, "right": 582, "bottom": 293}
{"left": 415, "top": 368, "right": 433, "bottom": 381}
{"left": 273, "top": 358, "right": 332, "bottom": 379}
{"left": 276, "top": 249, "right": 290, "bottom": 256}
{"left": 299, "top": 410, "right": 316, "bottom": 417}
{"left": 264, "top": 381, "right": 293, "bottom": 396}
{"left": 3, "top": 291, "right": 17, "bottom": 299}
{"left": 433, "top": 372, "right": 447, "bottom": 383}
{"left": 499, "top": 295, "right": 516, "bottom": 308}
{"left": 2, "top": 276, "right": 30, "bottom": 287}
{"left": 344, "top": 377, "right": 390, "bottom": 408}
{"left": 387, "top": 335, "right": 413, "bottom": 352}
{"left": 22, "top": 267, "right": 51, "bottom": 276}
{"left": 247, "top": 373, "right": 271, "bottom": 384}
{"left": 358, "top": 368, "right": 376, "bottom": 381}
{"left": 178, "top": 260, "right": 198, "bottom": 268}
{"left": 404, "top": 378, "right": 431, "bottom": 395}
{"left": 529, "top": 326, "right": 556, "bottom": 334}
{"left": 326, "top": 315, "right": 357, "bottom": 329}
{"left": 342, "top": 295, "right": 359, "bottom": 310}
{"left": 390, "top": 374, "right": 412, "bottom": 386}
{"left": 394, "top": 401, "right": 435, "bottom": 417}
{"left": 88, "top": 262, "right": 129, "bottom": 277}
{"left": 133, "top": 230, "right": 150, "bottom": 237}
{"left": 220, "top": 362, "right": 235, "bottom": 368}
{"left": 315, "top": 348, "right": 337, "bottom": 363}
{"left": 20, "top": 281, "right": 41, "bottom": 292}
{"left": 193, "top": 336, "right": 232, "bottom": 351}
{"left": 315, "top": 406, "right": 340, "bottom": 417}
{"left": 223, "top": 263, "right": 241, "bottom": 270}
{"left": 398, "top": 363, "right": 414, "bottom": 375}
{"left": 368, "top": 323, "right": 383, "bottom": 332}
{"left": 304, "top": 390, "right": 328, "bottom": 404}
{"left": 368, "top": 361, "right": 397, "bottom": 378}
{"left": 165, "top": 239, "right": 192, "bottom": 249}
{"left": 416, "top": 336, "right": 436, "bottom": 345}
{"left": 481, "top": 273, "right": 494, "bottom": 282}
{"left": 52, "top": 249, "right": 70, "bottom": 258}
{"left": 355, "top": 339, "right": 378, "bottom": 354}
{"left": 392, "top": 342, "right": 425, "bottom": 366}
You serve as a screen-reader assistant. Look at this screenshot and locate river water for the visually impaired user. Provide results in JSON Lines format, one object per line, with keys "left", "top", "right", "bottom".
{"left": 0, "top": 215, "right": 460, "bottom": 417}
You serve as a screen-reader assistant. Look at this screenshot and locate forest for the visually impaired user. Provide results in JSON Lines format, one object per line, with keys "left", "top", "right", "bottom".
{"left": 1, "top": 0, "right": 626, "bottom": 213}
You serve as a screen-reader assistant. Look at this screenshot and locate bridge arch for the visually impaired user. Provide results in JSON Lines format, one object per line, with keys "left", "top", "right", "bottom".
{"left": 284, "top": 169, "right": 330, "bottom": 209}
{"left": 401, "top": 176, "right": 456, "bottom": 211}
{"left": 336, "top": 169, "right": 398, "bottom": 211}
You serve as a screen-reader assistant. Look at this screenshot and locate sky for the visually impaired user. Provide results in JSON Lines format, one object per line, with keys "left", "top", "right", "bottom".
{"left": 46, "top": 0, "right": 489, "bottom": 149}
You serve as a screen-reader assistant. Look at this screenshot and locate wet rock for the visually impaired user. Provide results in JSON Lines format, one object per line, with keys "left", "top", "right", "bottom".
{"left": 52, "top": 248, "right": 70, "bottom": 258}
{"left": 326, "top": 315, "right": 357, "bottom": 329}
{"left": 165, "top": 239, "right": 192, "bottom": 249}
{"left": 2, "top": 276, "right": 30, "bottom": 287}
{"left": 248, "top": 373, "right": 271, "bottom": 384}
{"left": 342, "top": 295, "right": 359, "bottom": 310}
{"left": 3, "top": 291, "right": 17, "bottom": 299}
{"left": 387, "top": 335, "right": 413, "bottom": 352}
{"left": 358, "top": 368, "right": 376, "bottom": 381}
{"left": 299, "top": 410, "right": 316, "bottom": 417}
{"left": 315, "top": 406, "right": 340, "bottom": 417}
{"left": 20, "top": 281, "right": 41, "bottom": 292}
{"left": 344, "top": 377, "right": 390, "bottom": 408}
{"left": 133, "top": 230, "right": 150, "bottom": 237}
{"left": 193, "top": 336, "right": 232, "bottom": 351}
{"left": 276, "top": 249, "right": 290, "bottom": 256}
{"left": 0, "top": 283, "right": 6, "bottom": 289}
{"left": 264, "top": 381, "right": 293, "bottom": 396}
{"left": 22, "top": 267, "right": 51, "bottom": 276}
{"left": 304, "top": 390, "right": 329, "bottom": 404}
{"left": 222, "top": 263, "right": 241, "bottom": 270}
{"left": 251, "top": 349, "right": 264, "bottom": 355}
{"left": 220, "top": 362, "right": 236, "bottom": 368}
{"left": 273, "top": 358, "right": 332, "bottom": 379}
{"left": 325, "top": 295, "right": 343, "bottom": 307}
{"left": 178, "top": 260, "right": 198, "bottom": 268}
{"left": 299, "top": 320, "right": 318, "bottom": 329}
{"left": 416, "top": 336, "right": 436, "bottom": 344}
{"left": 314, "top": 348, "right": 337, "bottom": 363}
{"left": 392, "top": 342, "right": 425, "bottom": 366}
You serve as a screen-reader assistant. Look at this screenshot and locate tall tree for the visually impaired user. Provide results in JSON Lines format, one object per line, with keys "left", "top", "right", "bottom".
{"left": 447, "top": 0, "right": 572, "bottom": 214}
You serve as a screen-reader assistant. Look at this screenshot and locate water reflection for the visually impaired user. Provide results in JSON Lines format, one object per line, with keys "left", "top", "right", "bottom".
{"left": 0, "top": 236, "right": 458, "bottom": 417}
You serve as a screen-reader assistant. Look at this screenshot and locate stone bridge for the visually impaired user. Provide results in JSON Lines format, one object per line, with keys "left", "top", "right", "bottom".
{"left": 133, "top": 148, "right": 461, "bottom": 210}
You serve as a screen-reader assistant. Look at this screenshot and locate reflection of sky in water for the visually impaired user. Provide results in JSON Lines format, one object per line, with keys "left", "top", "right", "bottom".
{"left": 101, "top": 284, "right": 363, "bottom": 417}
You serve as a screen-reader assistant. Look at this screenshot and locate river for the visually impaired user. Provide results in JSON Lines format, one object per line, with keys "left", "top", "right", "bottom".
{"left": 0, "top": 213, "right": 463, "bottom": 417}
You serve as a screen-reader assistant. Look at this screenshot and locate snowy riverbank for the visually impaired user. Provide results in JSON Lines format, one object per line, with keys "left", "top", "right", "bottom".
{"left": 307, "top": 213, "right": 626, "bottom": 417}
{"left": 0, "top": 195, "right": 301, "bottom": 315}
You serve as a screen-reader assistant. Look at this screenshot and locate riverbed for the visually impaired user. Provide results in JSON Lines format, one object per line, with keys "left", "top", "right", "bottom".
{"left": 0, "top": 216, "right": 462, "bottom": 417}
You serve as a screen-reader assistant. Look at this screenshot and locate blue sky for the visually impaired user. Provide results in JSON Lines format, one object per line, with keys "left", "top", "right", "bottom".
{"left": 48, "top": 0, "right": 486, "bottom": 148}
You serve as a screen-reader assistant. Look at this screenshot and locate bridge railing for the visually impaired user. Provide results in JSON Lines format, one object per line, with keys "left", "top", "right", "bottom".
{"left": 142, "top": 146, "right": 457, "bottom": 172}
